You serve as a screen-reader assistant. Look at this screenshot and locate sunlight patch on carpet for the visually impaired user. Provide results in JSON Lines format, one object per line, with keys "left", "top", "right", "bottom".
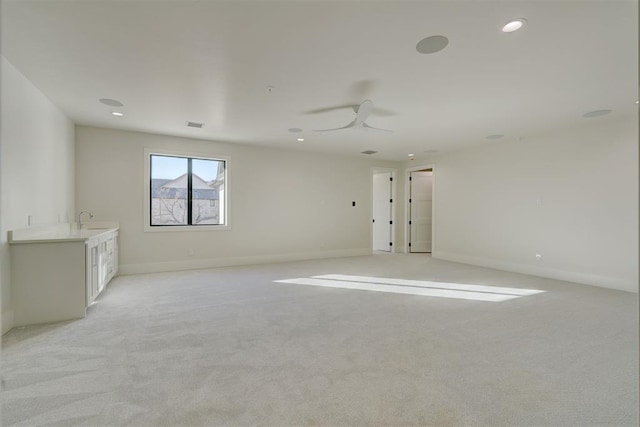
{"left": 274, "top": 274, "right": 545, "bottom": 302}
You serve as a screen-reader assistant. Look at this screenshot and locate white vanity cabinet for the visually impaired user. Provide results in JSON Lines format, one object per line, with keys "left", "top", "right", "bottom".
{"left": 85, "top": 230, "right": 119, "bottom": 305}
{"left": 9, "top": 223, "right": 119, "bottom": 327}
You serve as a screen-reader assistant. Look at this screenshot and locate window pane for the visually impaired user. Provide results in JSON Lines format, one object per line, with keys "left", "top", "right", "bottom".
{"left": 192, "top": 158, "right": 225, "bottom": 225}
{"left": 151, "top": 155, "right": 188, "bottom": 225}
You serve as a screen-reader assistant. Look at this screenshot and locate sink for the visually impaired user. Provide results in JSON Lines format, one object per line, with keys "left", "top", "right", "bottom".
{"left": 80, "top": 221, "right": 117, "bottom": 230}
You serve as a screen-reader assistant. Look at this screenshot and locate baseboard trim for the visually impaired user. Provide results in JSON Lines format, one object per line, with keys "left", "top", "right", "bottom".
{"left": 2, "top": 310, "right": 14, "bottom": 335}
{"left": 119, "top": 248, "right": 372, "bottom": 275}
{"left": 433, "top": 251, "right": 638, "bottom": 293}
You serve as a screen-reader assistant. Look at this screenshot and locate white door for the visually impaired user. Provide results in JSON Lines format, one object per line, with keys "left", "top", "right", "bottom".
{"left": 373, "top": 172, "right": 392, "bottom": 251}
{"left": 409, "top": 170, "right": 432, "bottom": 253}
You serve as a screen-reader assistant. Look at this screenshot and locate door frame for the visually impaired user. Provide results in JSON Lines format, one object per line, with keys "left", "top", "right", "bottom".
{"left": 371, "top": 167, "right": 397, "bottom": 253}
{"left": 405, "top": 163, "right": 436, "bottom": 254}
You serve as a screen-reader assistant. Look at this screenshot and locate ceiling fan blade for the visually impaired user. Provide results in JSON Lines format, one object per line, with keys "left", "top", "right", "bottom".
{"left": 313, "top": 120, "right": 356, "bottom": 132}
{"left": 303, "top": 104, "right": 354, "bottom": 114}
{"left": 362, "top": 122, "right": 393, "bottom": 133}
{"left": 354, "top": 100, "right": 373, "bottom": 126}
{"left": 371, "top": 107, "right": 396, "bottom": 117}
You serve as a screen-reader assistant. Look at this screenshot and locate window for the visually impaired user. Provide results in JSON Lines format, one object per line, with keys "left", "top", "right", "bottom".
{"left": 149, "top": 154, "right": 226, "bottom": 227}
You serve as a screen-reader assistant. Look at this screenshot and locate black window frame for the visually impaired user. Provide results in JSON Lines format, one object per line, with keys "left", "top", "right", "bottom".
{"left": 149, "top": 154, "right": 226, "bottom": 227}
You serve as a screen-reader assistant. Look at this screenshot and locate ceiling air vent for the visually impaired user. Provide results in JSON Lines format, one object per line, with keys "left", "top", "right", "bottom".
{"left": 186, "top": 121, "right": 204, "bottom": 128}
{"left": 361, "top": 150, "right": 378, "bottom": 155}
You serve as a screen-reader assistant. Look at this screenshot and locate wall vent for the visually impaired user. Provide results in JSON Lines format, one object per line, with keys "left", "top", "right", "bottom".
{"left": 361, "top": 150, "right": 377, "bottom": 155}
{"left": 186, "top": 121, "right": 204, "bottom": 128}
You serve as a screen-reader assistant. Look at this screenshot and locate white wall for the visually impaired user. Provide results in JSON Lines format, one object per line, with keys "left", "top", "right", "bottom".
{"left": 0, "top": 56, "right": 75, "bottom": 333}
{"left": 76, "top": 126, "right": 398, "bottom": 274}
{"left": 413, "top": 115, "right": 638, "bottom": 292}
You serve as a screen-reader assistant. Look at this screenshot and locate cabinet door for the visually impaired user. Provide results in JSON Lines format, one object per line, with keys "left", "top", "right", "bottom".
{"left": 106, "top": 238, "right": 114, "bottom": 281}
{"left": 85, "top": 244, "right": 92, "bottom": 305}
{"left": 99, "top": 241, "right": 108, "bottom": 292}
{"left": 113, "top": 234, "right": 119, "bottom": 275}
{"left": 86, "top": 242, "right": 100, "bottom": 305}
{"left": 85, "top": 232, "right": 120, "bottom": 306}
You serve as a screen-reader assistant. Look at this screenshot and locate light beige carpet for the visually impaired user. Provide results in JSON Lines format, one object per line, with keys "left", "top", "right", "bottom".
{"left": 2, "top": 254, "right": 637, "bottom": 426}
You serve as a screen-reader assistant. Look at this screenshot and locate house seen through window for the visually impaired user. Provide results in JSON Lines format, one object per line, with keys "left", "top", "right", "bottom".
{"left": 150, "top": 154, "right": 226, "bottom": 226}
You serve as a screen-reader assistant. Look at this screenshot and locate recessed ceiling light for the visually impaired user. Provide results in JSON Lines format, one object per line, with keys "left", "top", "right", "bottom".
{"left": 100, "top": 98, "right": 123, "bottom": 107}
{"left": 486, "top": 134, "right": 504, "bottom": 139}
{"left": 636, "top": 100, "right": 639, "bottom": 104}
{"left": 111, "top": 111, "right": 124, "bottom": 117}
{"left": 297, "top": 138, "right": 304, "bottom": 142}
{"left": 408, "top": 153, "right": 414, "bottom": 157}
{"left": 416, "top": 35, "right": 449, "bottom": 54}
{"left": 582, "top": 109, "right": 612, "bottom": 118}
{"left": 502, "top": 18, "right": 527, "bottom": 33}
{"left": 288, "top": 128, "right": 303, "bottom": 133}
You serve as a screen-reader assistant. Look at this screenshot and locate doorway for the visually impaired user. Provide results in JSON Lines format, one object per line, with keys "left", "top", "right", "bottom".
{"left": 408, "top": 168, "right": 433, "bottom": 253}
{"left": 372, "top": 169, "right": 394, "bottom": 252}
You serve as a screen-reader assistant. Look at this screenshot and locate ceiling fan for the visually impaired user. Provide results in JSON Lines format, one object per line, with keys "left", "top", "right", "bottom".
{"left": 312, "top": 100, "right": 393, "bottom": 133}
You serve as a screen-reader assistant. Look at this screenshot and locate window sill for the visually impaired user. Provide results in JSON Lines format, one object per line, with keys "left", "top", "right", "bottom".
{"left": 144, "top": 224, "right": 231, "bottom": 233}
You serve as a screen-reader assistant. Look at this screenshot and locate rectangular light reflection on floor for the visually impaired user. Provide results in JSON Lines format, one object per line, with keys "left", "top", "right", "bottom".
{"left": 274, "top": 278, "right": 522, "bottom": 302}
{"left": 312, "top": 274, "right": 546, "bottom": 296}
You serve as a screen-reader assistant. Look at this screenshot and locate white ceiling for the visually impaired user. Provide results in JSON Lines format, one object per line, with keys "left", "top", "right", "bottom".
{"left": 2, "top": 1, "right": 637, "bottom": 161}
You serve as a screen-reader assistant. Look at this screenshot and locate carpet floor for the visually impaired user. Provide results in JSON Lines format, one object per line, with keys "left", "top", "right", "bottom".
{"left": 1, "top": 254, "right": 637, "bottom": 426}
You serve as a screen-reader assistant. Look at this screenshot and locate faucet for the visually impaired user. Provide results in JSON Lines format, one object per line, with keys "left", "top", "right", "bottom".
{"left": 77, "top": 210, "right": 94, "bottom": 229}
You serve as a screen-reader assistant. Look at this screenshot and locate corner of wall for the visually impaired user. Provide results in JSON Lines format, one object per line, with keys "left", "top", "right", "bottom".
{"left": 1, "top": 55, "right": 76, "bottom": 336}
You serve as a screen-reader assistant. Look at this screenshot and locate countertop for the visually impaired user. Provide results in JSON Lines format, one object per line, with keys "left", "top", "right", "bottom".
{"left": 9, "top": 222, "right": 119, "bottom": 244}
